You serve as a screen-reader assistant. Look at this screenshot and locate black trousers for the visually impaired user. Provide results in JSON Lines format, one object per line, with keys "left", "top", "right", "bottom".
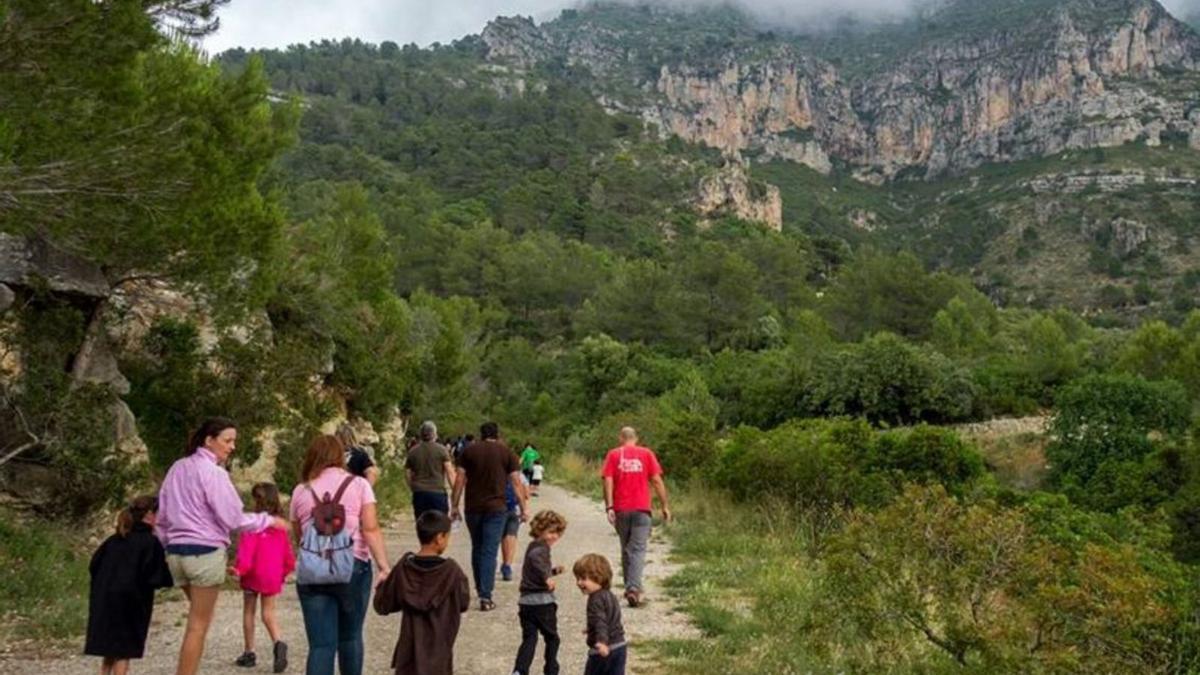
{"left": 513, "top": 603, "right": 560, "bottom": 675}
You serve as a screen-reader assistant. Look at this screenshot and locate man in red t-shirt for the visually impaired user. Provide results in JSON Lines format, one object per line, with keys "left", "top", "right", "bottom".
{"left": 601, "top": 426, "right": 672, "bottom": 608}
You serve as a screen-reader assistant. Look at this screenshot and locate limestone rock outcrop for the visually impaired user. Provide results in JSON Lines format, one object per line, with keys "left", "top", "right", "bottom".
{"left": 695, "top": 162, "right": 784, "bottom": 230}
{"left": 483, "top": 0, "right": 1200, "bottom": 181}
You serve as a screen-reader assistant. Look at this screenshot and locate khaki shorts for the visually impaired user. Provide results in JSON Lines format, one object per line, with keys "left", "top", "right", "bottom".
{"left": 167, "top": 548, "right": 227, "bottom": 588}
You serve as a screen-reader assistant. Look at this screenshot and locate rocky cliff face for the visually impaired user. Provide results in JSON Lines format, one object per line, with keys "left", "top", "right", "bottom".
{"left": 694, "top": 162, "right": 784, "bottom": 230}
{"left": 482, "top": 0, "right": 1200, "bottom": 181}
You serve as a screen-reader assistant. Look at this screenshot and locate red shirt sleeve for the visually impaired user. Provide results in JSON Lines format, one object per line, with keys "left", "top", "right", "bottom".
{"left": 601, "top": 450, "right": 617, "bottom": 478}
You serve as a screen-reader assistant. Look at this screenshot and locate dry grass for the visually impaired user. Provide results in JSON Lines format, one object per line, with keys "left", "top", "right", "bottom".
{"left": 968, "top": 431, "right": 1049, "bottom": 491}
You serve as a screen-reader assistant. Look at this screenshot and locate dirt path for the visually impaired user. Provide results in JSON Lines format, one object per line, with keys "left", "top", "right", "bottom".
{"left": 1, "top": 483, "right": 695, "bottom": 674}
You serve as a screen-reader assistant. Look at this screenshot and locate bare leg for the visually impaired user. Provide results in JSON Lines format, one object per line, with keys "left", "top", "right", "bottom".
{"left": 100, "top": 657, "right": 114, "bottom": 675}
{"left": 242, "top": 592, "right": 257, "bottom": 654}
{"left": 260, "top": 594, "right": 282, "bottom": 643}
{"left": 502, "top": 534, "right": 516, "bottom": 567}
{"left": 111, "top": 659, "right": 130, "bottom": 675}
{"left": 176, "top": 585, "right": 220, "bottom": 675}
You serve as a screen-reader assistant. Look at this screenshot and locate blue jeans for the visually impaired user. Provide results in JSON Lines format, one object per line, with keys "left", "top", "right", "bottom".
{"left": 297, "top": 559, "right": 372, "bottom": 675}
{"left": 465, "top": 511, "right": 506, "bottom": 601}
{"left": 412, "top": 490, "right": 449, "bottom": 520}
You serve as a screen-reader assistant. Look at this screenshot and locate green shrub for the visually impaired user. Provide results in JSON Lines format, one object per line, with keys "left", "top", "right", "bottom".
{"left": 805, "top": 333, "right": 976, "bottom": 425}
{"left": 1047, "top": 374, "right": 1191, "bottom": 511}
{"left": 870, "top": 425, "right": 985, "bottom": 494}
{"left": 815, "top": 486, "right": 1199, "bottom": 672}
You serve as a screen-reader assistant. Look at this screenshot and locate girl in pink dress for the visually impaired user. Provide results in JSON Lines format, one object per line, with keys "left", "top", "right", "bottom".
{"left": 230, "top": 483, "right": 295, "bottom": 673}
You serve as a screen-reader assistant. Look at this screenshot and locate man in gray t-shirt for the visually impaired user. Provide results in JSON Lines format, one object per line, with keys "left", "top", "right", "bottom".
{"left": 405, "top": 420, "right": 456, "bottom": 520}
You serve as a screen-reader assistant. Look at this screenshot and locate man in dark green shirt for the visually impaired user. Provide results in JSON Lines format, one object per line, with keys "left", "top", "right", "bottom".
{"left": 405, "top": 420, "right": 456, "bottom": 520}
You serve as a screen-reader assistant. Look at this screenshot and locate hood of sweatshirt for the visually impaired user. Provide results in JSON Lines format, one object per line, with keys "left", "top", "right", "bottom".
{"left": 396, "top": 552, "right": 460, "bottom": 612}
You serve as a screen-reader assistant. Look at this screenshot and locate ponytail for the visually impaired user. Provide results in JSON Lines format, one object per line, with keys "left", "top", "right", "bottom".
{"left": 116, "top": 495, "right": 159, "bottom": 537}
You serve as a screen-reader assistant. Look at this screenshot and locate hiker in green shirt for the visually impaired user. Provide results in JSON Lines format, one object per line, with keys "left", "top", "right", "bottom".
{"left": 520, "top": 444, "right": 540, "bottom": 486}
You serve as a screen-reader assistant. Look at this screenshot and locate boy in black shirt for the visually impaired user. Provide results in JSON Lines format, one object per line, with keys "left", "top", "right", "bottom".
{"left": 512, "top": 510, "right": 568, "bottom": 675}
{"left": 573, "top": 553, "right": 626, "bottom": 675}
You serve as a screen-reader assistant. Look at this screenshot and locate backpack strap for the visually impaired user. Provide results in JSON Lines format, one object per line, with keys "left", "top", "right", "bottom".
{"left": 306, "top": 483, "right": 322, "bottom": 504}
{"left": 330, "top": 474, "right": 356, "bottom": 506}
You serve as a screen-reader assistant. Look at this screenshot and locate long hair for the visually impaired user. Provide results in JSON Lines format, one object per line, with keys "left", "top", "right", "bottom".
{"left": 116, "top": 495, "right": 159, "bottom": 537}
{"left": 250, "top": 483, "right": 283, "bottom": 516}
{"left": 335, "top": 423, "right": 357, "bottom": 449}
{"left": 186, "top": 417, "right": 236, "bottom": 456}
{"left": 300, "top": 434, "right": 346, "bottom": 483}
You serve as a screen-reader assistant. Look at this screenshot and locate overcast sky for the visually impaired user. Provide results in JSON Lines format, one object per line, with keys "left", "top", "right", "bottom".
{"left": 205, "top": 0, "right": 1200, "bottom": 54}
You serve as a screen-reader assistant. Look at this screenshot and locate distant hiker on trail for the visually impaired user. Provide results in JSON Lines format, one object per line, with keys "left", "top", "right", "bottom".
{"left": 573, "top": 554, "right": 627, "bottom": 675}
{"left": 85, "top": 495, "right": 173, "bottom": 675}
{"left": 452, "top": 421, "right": 529, "bottom": 611}
{"left": 500, "top": 473, "right": 528, "bottom": 582}
{"left": 601, "top": 426, "right": 671, "bottom": 608}
{"left": 405, "top": 420, "right": 455, "bottom": 520}
{"left": 290, "top": 434, "right": 391, "bottom": 675}
{"left": 157, "top": 417, "right": 289, "bottom": 675}
{"left": 336, "top": 423, "right": 379, "bottom": 486}
{"left": 374, "top": 510, "right": 470, "bottom": 675}
{"left": 530, "top": 459, "right": 545, "bottom": 497}
{"left": 512, "top": 510, "right": 568, "bottom": 675}
{"left": 228, "top": 483, "right": 294, "bottom": 673}
{"left": 520, "top": 442, "right": 540, "bottom": 484}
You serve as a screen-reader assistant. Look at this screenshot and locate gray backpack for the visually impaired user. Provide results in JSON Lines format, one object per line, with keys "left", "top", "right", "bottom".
{"left": 296, "top": 476, "right": 356, "bottom": 585}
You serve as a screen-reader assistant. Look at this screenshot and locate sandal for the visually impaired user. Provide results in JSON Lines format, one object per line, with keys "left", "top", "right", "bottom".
{"left": 624, "top": 590, "right": 640, "bottom": 608}
{"left": 480, "top": 598, "right": 496, "bottom": 612}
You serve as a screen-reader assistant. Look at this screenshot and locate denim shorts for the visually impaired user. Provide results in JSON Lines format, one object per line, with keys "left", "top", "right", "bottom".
{"left": 504, "top": 510, "right": 521, "bottom": 538}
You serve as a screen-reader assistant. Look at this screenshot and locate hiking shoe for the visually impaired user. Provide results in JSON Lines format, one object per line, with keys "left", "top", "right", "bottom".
{"left": 501, "top": 563, "right": 513, "bottom": 581}
{"left": 235, "top": 651, "right": 256, "bottom": 667}
{"left": 480, "top": 598, "right": 496, "bottom": 612}
{"left": 273, "top": 641, "right": 288, "bottom": 673}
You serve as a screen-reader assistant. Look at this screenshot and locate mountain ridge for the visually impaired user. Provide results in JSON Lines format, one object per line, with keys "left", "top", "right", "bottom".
{"left": 482, "top": 0, "right": 1200, "bottom": 181}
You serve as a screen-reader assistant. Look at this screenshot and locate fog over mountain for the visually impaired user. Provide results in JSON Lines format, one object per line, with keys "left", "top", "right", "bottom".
{"left": 206, "top": 0, "right": 1200, "bottom": 53}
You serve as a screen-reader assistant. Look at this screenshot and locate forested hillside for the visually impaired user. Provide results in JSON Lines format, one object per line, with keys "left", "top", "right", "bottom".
{"left": 5, "top": 0, "right": 1200, "bottom": 671}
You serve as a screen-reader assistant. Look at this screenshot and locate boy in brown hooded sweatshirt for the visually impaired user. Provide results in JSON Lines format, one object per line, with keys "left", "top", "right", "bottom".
{"left": 374, "top": 510, "right": 471, "bottom": 674}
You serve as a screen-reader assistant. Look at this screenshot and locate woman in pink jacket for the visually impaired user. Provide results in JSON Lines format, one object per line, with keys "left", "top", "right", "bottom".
{"left": 230, "top": 483, "right": 295, "bottom": 672}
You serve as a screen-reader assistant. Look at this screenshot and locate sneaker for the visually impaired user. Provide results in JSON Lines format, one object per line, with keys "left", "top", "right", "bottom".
{"left": 480, "top": 598, "right": 496, "bottom": 612}
{"left": 501, "top": 564, "right": 513, "bottom": 581}
{"left": 235, "top": 651, "right": 256, "bottom": 668}
{"left": 273, "top": 641, "right": 288, "bottom": 673}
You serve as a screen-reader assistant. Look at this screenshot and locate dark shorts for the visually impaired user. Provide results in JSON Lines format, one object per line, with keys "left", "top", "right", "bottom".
{"left": 523, "top": 468, "right": 534, "bottom": 482}
{"left": 531, "top": 479, "right": 542, "bottom": 486}
{"left": 504, "top": 510, "right": 521, "bottom": 538}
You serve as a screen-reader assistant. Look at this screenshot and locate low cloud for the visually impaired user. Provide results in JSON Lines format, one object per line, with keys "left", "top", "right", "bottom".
{"left": 204, "top": 0, "right": 1200, "bottom": 54}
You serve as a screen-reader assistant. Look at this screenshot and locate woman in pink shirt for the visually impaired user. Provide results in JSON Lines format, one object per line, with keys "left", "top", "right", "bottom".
{"left": 156, "top": 417, "right": 289, "bottom": 675}
{"left": 290, "top": 435, "right": 391, "bottom": 675}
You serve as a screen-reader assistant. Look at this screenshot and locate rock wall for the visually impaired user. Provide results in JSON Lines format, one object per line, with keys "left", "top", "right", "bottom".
{"left": 484, "top": 0, "right": 1200, "bottom": 181}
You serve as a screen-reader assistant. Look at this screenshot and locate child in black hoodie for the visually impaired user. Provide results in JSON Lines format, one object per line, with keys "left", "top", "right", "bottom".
{"left": 374, "top": 510, "right": 470, "bottom": 675}
{"left": 512, "top": 510, "right": 568, "bottom": 675}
